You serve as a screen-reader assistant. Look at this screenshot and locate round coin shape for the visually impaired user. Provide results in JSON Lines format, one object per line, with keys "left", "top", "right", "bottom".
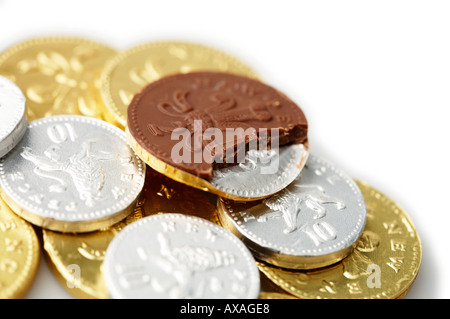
{"left": 257, "top": 180, "right": 422, "bottom": 299}
{"left": 0, "top": 75, "right": 27, "bottom": 158}
{"left": 42, "top": 199, "right": 146, "bottom": 299}
{"left": 0, "top": 37, "right": 117, "bottom": 121}
{"left": 127, "top": 71, "right": 309, "bottom": 201}
{"left": 103, "top": 214, "right": 261, "bottom": 299}
{"left": 42, "top": 168, "right": 219, "bottom": 299}
{"left": 0, "top": 196, "right": 40, "bottom": 299}
{"left": 0, "top": 115, "right": 145, "bottom": 233}
{"left": 100, "top": 41, "right": 261, "bottom": 127}
{"left": 218, "top": 153, "right": 367, "bottom": 270}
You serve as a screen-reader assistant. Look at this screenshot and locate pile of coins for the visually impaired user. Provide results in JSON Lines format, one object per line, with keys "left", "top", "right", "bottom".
{"left": 0, "top": 37, "right": 422, "bottom": 299}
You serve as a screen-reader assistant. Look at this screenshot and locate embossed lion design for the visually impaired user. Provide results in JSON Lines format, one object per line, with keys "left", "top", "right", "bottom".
{"left": 21, "top": 140, "right": 114, "bottom": 207}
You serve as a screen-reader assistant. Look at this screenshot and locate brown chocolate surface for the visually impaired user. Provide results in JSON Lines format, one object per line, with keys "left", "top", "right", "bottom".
{"left": 127, "top": 72, "right": 308, "bottom": 180}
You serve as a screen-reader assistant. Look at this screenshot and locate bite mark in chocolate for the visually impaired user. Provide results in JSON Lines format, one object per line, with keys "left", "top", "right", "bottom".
{"left": 127, "top": 72, "right": 308, "bottom": 181}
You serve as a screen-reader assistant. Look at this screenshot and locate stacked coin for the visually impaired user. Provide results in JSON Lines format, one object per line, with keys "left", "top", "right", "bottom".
{"left": 257, "top": 180, "right": 422, "bottom": 299}
{"left": 0, "top": 115, "right": 146, "bottom": 233}
{"left": 0, "top": 75, "right": 28, "bottom": 158}
{"left": 217, "top": 154, "right": 367, "bottom": 270}
{"left": 0, "top": 36, "right": 422, "bottom": 300}
{"left": 42, "top": 168, "right": 221, "bottom": 299}
{"left": 0, "top": 196, "right": 40, "bottom": 299}
{"left": 0, "top": 37, "right": 117, "bottom": 121}
{"left": 104, "top": 213, "right": 261, "bottom": 299}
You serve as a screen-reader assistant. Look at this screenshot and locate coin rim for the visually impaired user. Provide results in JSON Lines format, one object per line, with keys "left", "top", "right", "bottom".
{"left": 0, "top": 198, "right": 40, "bottom": 299}
{"left": 42, "top": 229, "right": 108, "bottom": 299}
{"left": 127, "top": 126, "right": 308, "bottom": 201}
{"left": 217, "top": 153, "right": 367, "bottom": 269}
{"left": 0, "top": 36, "right": 117, "bottom": 66}
{"left": 217, "top": 199, "right": 358, "bottom": 270}
{"left": 103, "top": 213, "right": 261, "bottom": 299}
{"left": 0, "top": 114, "right": 28, "bottom": 158}
{"left": 99, "top": 41, "right": 261, "bottom": 127}
{"left": 0, "top": 75, "right": 27, "bottom": 150}
{"left": 256, "top": 180, "right": 423, "bottom": 299}
{"left": 0, "top": 115, "right": 146, "bottom": 233}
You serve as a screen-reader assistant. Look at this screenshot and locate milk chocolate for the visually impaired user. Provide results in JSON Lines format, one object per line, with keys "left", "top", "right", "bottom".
{"left": 127, "top": 72, "right": 308, "bottom": 180}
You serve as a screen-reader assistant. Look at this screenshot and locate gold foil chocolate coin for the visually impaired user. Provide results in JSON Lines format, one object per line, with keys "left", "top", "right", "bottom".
{"left": 257, "top": 180, "right": 422, "bottom": 299}
{"left": 0, "top": 37, "right": 117, "bottom": 121}
{"left": 42, "top": 199, "right": 146, "bottom": 299}
{"left": 100, "top": 41, "right": 260, "bottom": 127}
{"left": 42, "top": 168, "right": 219, "bottom": 299}
{"left": 0, "top": 196, "right": 40, "bottom": 299}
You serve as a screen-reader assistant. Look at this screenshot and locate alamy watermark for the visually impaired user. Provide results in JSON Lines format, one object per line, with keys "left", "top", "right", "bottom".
{"left": 170, "top": 120, "right": 280, "bottom": 174}
{"left": 66, "top": 264, "right": 81, "bottom": 289}
{"left": 366, "top": 264, "right": 381, "bottom": 288}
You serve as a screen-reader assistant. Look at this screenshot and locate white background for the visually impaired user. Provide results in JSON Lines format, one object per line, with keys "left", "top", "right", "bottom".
{"left": 1, "top": 0, "right": 449, "bottom": 299}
